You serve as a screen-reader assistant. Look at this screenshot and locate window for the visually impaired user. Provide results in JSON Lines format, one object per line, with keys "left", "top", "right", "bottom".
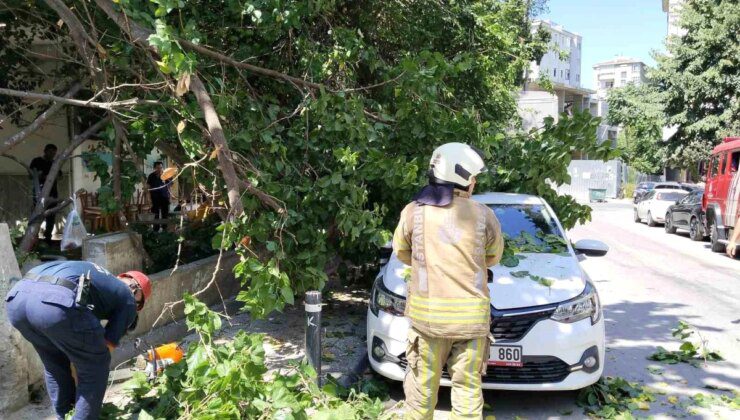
{"left": 621, "top": 71, "right": 628, "bottom": 78}
{"left": 553, "top": 69, "right": 557, "bottom": 77}
{"left": 709, "top": 156, "right": 719, "bottom": 178}
{"left": 488, "top": 204, "right": 564, "bottom": 253}
{"left": 560, "top": 70, "right": 564, "bottom": 78}
{"left": 656, "top": 191, "right": 688, "bottom": 202}
{"left": 566, "top": 70, "right": 570, "bottom": 80}
{"left": 690, "top": 191, "right": 704, "bottom": 205}
{"left": 576, "top": 74, "right": 580, "bottom": 82}
{"left": 730, "top": 151, "right": 740, "bottom": 173}
{"left": 719, "top": 152, "right": 727, "bottom": 174}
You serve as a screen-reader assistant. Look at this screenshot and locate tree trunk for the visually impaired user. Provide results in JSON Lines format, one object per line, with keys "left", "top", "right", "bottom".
{"left": 19, "top": 118, "right": 109, "bottom": 252}
{"left": 189, "top": 77, "right": 244, "bottom": 218}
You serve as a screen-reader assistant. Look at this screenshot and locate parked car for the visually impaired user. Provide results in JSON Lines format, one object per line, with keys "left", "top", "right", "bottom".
{"left": 367, "top": 193, "right": 609, "bottom": 391}
{"left": 634, "top": 189, "right": 689, "bottom": 226}
{"left": 678, "top": 183, "right": 703, "bottom": 192}
{"left": 633, "top": 182, "right": 656, "bottom": 203}
{"left": 665, "top": 190, "right": 706, "bottom": 241}
{"left": 702, "top": 137, "right": 740, "bottom": 252}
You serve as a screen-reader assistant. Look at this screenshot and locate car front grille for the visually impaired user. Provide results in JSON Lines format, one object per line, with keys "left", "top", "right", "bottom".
{"left": 490, "top": 307, "right": 556, "bottom": 341}
{"left": 397, "top": 354, "right": 570, "bottom": 384}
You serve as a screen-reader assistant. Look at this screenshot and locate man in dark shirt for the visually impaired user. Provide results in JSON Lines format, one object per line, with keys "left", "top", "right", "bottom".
{"left": 5, "top": 261, "right": 152, "bottom": 420}
{"left": 30, "top": 144, "right": 59, "bottom": 244}
{"left": 147, "top": 161, "right": 170, "bottom": 232}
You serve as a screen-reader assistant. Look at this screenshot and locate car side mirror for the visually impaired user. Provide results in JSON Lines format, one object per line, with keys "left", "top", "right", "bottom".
{"left": 574, "top": 239, "right": 609, "bottom": 257}
{"left": 379, "top": 242, "right": 393, "bottom": 265}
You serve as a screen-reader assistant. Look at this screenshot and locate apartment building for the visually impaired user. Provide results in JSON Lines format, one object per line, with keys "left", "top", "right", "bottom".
{"left": 593, "top": 57, "right": 647, "bottom": 100}
{"left": 662, "top": 0, "right": 687, "bottom": 38}
{"left": 518, "top": 20, "right": 594, "bottom": 131}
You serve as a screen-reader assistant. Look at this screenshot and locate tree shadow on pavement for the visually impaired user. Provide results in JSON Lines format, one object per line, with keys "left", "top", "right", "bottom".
{"left": 381, "top": 300, "right": 739, "bottom": 419}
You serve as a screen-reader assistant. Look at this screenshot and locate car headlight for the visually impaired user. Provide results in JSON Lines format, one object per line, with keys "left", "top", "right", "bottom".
{"left": 370, "top": 276, "right": 406, "bottom": 317}
{"left": 551, "top": 281, "right": 601, "bottom": 324}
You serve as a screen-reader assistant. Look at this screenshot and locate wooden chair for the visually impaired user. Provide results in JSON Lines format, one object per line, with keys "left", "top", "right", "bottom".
{"left": 77, "top": 189, "right": 104, "bottom": 232}
{"left": 77, "top": 189, "right": 120, "bottom": 233}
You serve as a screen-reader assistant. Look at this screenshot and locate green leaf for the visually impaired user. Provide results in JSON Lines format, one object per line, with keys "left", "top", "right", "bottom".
{"left": 281, "top": 286, "right": 295, "bottom": 305}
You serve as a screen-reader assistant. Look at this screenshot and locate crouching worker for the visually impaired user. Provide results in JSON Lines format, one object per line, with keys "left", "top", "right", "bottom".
{"left": 5, "top": 261, "right": 152, "bottom": 419}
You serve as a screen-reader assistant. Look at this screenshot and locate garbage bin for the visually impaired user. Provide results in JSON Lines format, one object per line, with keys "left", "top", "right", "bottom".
{"left": 589, "top": 188, "right": 607, "bottom": 203}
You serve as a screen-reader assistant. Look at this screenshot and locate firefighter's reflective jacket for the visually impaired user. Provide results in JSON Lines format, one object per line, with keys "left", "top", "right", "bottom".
{"left": 393, "top": 190, "right": 504, "bottom": 339}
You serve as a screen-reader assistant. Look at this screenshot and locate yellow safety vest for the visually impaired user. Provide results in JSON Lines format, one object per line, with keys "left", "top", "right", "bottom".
{"left": 393, "top": 190, "right": 504, "bottom": 339}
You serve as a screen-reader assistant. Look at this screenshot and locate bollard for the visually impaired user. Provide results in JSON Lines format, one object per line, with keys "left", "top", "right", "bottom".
{"left": 304, "top": 291, "right": 322, "bottom": 386}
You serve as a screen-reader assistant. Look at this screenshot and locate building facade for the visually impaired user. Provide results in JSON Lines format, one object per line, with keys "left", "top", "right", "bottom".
{"left": 517, "top": 20, "right": 624, "bottom": 201}
{"left": 518, "top": 20, "right": 594, "bottom": 131}
{"left": 662, "top": 0, "right": 687, "bottom": 38}
{"left": 593, "top": 57, "right": 648, "bottom": 100}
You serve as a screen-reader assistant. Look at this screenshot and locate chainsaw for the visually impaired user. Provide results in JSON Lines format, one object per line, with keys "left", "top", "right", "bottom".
{"left": 134, "top": 338, "right": 185, "bottom": 379}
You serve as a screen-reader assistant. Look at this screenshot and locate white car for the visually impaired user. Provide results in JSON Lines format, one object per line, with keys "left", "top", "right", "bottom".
{"left": 367, "top": 193, "right": 609, "bottom": 391}
{"left": 634, "top": 189, "right": 688, "bottom": 226}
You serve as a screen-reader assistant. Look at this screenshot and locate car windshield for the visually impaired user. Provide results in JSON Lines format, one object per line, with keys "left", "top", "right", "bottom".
{"left": 654, "top": 184, "right": 679, "bottom": 189}
{"left": 638, "top": 182, "right": 655, "bottom": 190}
{"left": 655, "top": 191, "right": 687, "bottom": 201}
{"left": 487, "top": 204, "right": 567, "bottom": 253}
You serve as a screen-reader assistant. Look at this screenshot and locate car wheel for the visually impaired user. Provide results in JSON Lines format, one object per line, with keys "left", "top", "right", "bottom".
{"left": 633, "top": 209, "right": 641, "bottom": 223}
{"left": 665, "top": 213, "right": 677, "bottom": 234}
{"left": 647, "top": 211, "right": 657, "bottom": 227}
{"left": 689, "top": 217, "right": 704, "bottom": 241}
{"left": 708, "top": 220, "right": 725, "bottom": 252}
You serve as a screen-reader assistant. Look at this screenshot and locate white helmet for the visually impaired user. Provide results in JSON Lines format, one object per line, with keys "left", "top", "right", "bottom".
{"left": 428, "top": 143, "right": 486, "bottom": 188}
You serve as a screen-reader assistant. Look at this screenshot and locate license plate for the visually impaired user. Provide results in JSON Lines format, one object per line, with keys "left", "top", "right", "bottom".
{"left": 488, "top": 345, "right": 523, "bottom": 367}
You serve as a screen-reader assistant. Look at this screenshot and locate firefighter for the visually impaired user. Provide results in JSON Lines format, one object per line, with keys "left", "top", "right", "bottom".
{"left": 5, "top": 261, "right": 152, "bottom": 420}
{"left": 394, "top": 143, "right": 504, "bottom": 420}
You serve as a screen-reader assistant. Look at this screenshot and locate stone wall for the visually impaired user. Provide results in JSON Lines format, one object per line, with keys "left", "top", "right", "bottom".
{"left": 0, "top": 224, "right": 44, "bottom": 414}
{"left": 129, "top": 252, "right": 240, "bottom": 336}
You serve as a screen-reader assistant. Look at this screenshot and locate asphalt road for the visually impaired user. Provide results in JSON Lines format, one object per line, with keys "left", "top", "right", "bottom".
{"left": 384, "top": 200, "right": 739, "bottom": 419}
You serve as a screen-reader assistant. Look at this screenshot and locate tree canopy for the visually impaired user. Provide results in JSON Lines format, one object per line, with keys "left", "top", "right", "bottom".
{"left": 652, "top": 0, "right": 740, "bottom": 167}
{"left": 1, "top": 0, "right": 614, "bottom": 315}
{"left": 607, "top": 83, "right": 666, "bottom": 175}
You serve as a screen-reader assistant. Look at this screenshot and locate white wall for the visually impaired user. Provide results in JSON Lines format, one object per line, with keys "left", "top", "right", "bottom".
{"left": 593, "top": 59, "right": 647, "bottom": 99}
{"left": 529, "top": 20, "right": 582, "bottom": 88}
{"left": 517, "top": 90, "right": 559, "bottom": 131}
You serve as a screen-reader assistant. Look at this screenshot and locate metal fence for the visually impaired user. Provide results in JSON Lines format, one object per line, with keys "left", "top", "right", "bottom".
{"left": 556, "top": 160, "right": 624, "bottom": 202}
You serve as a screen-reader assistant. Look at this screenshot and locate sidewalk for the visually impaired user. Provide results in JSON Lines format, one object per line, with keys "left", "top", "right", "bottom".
{"left": 10, "top": 287, "right": 371, "bottom": 419}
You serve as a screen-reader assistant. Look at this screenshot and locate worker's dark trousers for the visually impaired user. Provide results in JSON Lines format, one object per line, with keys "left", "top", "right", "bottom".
{"left": 150, "top": 196, "right": 169, "bottom": 232}
{"left": 5, "top": 280, "right": 110, "bottom": 420}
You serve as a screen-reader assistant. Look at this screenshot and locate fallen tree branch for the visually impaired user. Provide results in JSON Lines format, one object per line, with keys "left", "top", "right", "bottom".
{"left": 0, "top": 83, "right": 82, "bottom": 154}
{"left": 19, "top": 117, "right": 110, "bottom": 252}
{"left": 29, "top": 197, "right": 73, "bottom": 224}
{"left": 92, "top": 0, "right": 396, "bottom": 113}
{"left": 237, "top": 179, "right": 285, "bottom": 214}
{"left": 0, "top": 87, "right": 164, "bottom": 110}
{"left": 0, "top": 153, "right": 33, "bottom": 176}
{"left": 95, "top": 0, "right": 245, "bottom": 218}
{"left": 188, "top": 77, "right": 245, "bottom": 218}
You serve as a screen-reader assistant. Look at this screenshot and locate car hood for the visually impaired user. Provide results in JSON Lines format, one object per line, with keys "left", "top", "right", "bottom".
{"left": 381, "top": 253, "right": 586, "bottom": 310}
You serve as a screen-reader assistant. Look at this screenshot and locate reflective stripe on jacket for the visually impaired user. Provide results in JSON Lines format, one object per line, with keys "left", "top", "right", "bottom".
{"left": 393, "top": 189, "right": 504, "bottom": 339}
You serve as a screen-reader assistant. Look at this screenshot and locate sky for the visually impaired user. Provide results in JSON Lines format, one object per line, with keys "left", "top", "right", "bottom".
{"left": 541, "top": 0, "right": 668, "bottom": 89}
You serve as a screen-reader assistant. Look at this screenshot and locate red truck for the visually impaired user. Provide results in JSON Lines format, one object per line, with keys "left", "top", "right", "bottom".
{"left": 703, "top": 137, "right": 740, "bottom": 252}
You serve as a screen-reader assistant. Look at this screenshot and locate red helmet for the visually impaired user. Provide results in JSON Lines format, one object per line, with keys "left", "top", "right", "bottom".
{"left": 119, "top": 271, "right": 152, "bottom": 310}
